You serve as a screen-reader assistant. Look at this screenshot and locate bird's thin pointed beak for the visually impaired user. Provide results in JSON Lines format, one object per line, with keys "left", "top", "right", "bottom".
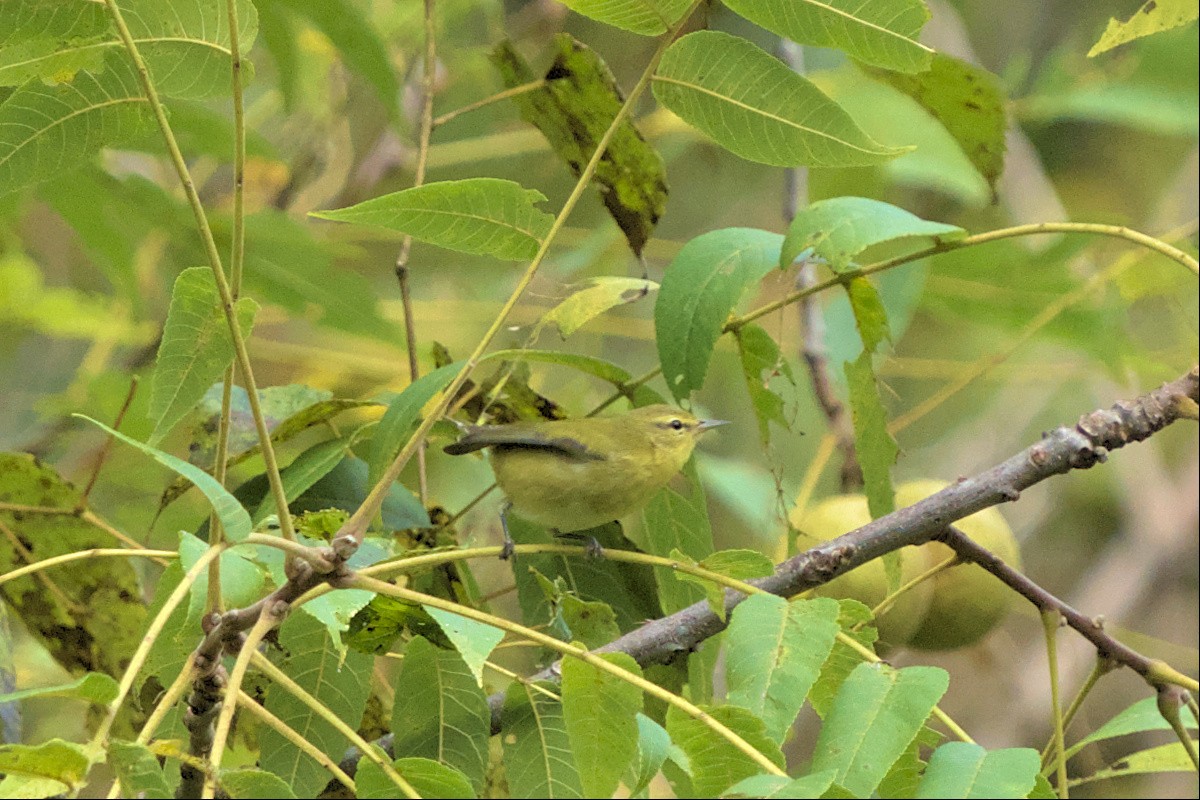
{"left": 697, "top": 419, "right": 731, "bottom": 432}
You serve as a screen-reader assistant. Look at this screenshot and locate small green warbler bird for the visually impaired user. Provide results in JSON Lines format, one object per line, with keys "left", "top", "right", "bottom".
{"left": 444, "top": 405, "right": 728, "bottom": 557}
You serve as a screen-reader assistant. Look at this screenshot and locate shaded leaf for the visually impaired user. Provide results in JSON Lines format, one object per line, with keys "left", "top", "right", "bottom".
{"left": 312, "top": 179, "right": 554, "bottom": 261}
{"left": 673, "top": 548, "right": 773, "bottom": 619}
{"left": 780, "top": 196, "right": 965, "bottom": 272}
{"left": 653, "top": 32, "right": 906, "bottom": 167}
{"left": 220, "top": 768, "right": 298, "bottom": 799}
{"left": 369, "top": 361, "right": 464, "bottom": 490}
{"left": 251, "top": 437, "right": 353, "bottom": 524}
{"left": 560, "top": 594, "right": 621, "bottom": 650}
{"left": 626, "top": 713, "right": 672, "bottom": 795}
{"left": 734, "top": 324, "right": 794, "bottom": 444}
{"left": 845, "top": 276, "right": 891, "bottom": 355}
{"left": 723, "top": 771, "right": 837, "bottom": 798}
{"left": 722, "top": 0, "right": 932, "bottom": 73}
{"left": 108, "top": 740, "right": 172, "bottom": 799}
{"left": 844, "top": 352, "right": 897, "bottom": 519}
{"left": 0, "top": 738, "right": 94, "bottom": 797}
{"left": 655, "top": 228, "right": 782, "bottom": 400}
{"left": 863, "top": 54, "right": 1008, "bottom": 196}
{"left": 358, "top": 756, "right": 476, "bottom": 799}
{"left": 636, "top": 459, "right": 715, "bottom": 613}
{"left": 492, "top": 35, "right": 668, "bottom": 255}
{"left": 809, "top": 600, "right": 878, "bottom": 717}
{"left": 149, "top": 267, "right": 258, "bottom": 443}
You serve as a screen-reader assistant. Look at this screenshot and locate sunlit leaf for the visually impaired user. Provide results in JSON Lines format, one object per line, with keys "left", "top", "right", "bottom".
{"left": 673, "top": 548, "right": 773, "bottom": 619}
{"left": 220, "top": 768, "right": 298, "bottom": 799}
{"left": 653, "top": 32, "right": 906, "bottom": 167}
{"left": 665, "top": 703, "right": 785, "bottom": 797}
{"left": 1088, "top": 0, "right": 1198, "bottom": 57}
{"left": 422, "top": 606, "right": 505, "bottom": 687}
{"left": 562, "top": 652, "right": 644, "bottom": 797}
{"left": 915, "top": 742, "right": 1040, "bottom": 799}
{"left": 312, "top": 179, "right": 555, "bottom": 261}
{"left": 0, "top": 738, "right": 95, "bottom": 797}
{"left": 0, "top": 672, "right": 118, "bottom": 706}
{"left": 358, "top": 756, "right": 476, "bottom": 799}
{"left": 550, "top": 0, "right": 693, "bottom": 35}
{"left": 537, "top": 277, "right": 658, "bottom": 339}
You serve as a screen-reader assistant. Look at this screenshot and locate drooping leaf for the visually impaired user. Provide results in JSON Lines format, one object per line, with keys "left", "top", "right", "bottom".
{"left": 734, "top": 324, "right": 794, "bottom": 444}
{"left": 0, "top": 672, "right": 118, "bottom": 706}
{"left": 0, "top": 453, "right": 146, "bottom": 678}
{"left": 1088, "top": 0, "right": 1199, "bottom": 57}
{"left": 721, "top": 0, "right": 933, "bottom": 73}
{"left": 492, "top": 35, "right": 669, "bottom": 255}
{"left": 665, "top": 703, "right": 785, "bottom": 797}
{"left": 1064, "top": 696, "right": 1198, "bottom": 761}
{"left": 549, "top": 0, "right": 693, "bottom": 35}
{"left": 502, "top": 680, "right": 584, "bottom": 798}
{"left": 724, "top": 595, "right": 841, "bottom": 742}
{"left": 722, "top": 771, "right": 838, "bottom": 798}
{"left": 653, "top": 32, "right": 906, "bottom": 168}
{"left": 811, "top": 662, "right": 949, "bottom": 797}
{"left": 862, "top": 54, "right": 1008, "bottom": 196}
{"left": 537, "top": 277, "right": 658, "bottom": 338}
{"left": 357, "top": 756, "right": 476, "bottom": 799}
{"left": 655, "top": 227, "right": 782, "bottom": 400}
{"left": 390, "top": 637, "right": 491, "bottom": 792}
{"left": 845, "top": 276, "right": 891, "bottom": 355}
{"left": 311, "top": 179, "right": 554, "bottom": 261}
{"left": 780, "top": 196, "right": 965, "bottom": 272}
{"left": 258, "top": 613, "right": 373, "bottom": 798}
{"left": 75, "top": 415, "right": 252, "bottom": 541}
{"left": 626, "top": 714, "right": 672, "bottom": 796}
{"left": 562, "top": 652, "right": 644, "bottom": 797}
{"left": 0, "top": 738, "right": 95, "bottom": 797}
{"left": 149, "top": 267, "right": 258, "bottom": 444}
{"left": 1075, "top": 740, "right": 1200, "bottom": 784}
{"left": 368, "top": 361, "right": 464, "bottom": 490}
{"left": 844, "top": 352, "right": 897, "bottom": 519}
{"left": 914, "top": 742, "right": 1040, "bottom": 799}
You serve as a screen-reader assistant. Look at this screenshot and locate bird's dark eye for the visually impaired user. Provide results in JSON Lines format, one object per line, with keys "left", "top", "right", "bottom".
{"left": 670, "top": 419, "right": 684, "bottom": 431}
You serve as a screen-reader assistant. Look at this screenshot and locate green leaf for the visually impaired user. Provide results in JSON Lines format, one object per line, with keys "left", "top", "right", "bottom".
{"left": 358, "top": 756, "right": 476, "bottom": 799}
{"left": 220, "top": 768, "right": 298, "bottom": 799}
{"left": 780, "top": 196, "right": 965, "bottom": 272}
{"left": 368, "top": 361, "right": 464, "bottom": 490}
{"left": 636, "top": 459, "right": 715, "bottom": 613}
{"left": 0, "top": 453, "right": 146, "bottom": 679}
{"left": 0, "top": 672, "right": 118, "bottom": 706}
{"left": 0, "top": 739, "right": 95, "bottom": 797}
{"left": 149, "top": 267, "right": 258, "bottom": 443}
{"left": 251, "top": 437, "right": 352, "bottom": 524}
{"left": 267, "top": 0, "right": 399, "bottom": 117}
{"left": 562, "top": 652, "right": 644, "bottom": 797}
{"left": 722, "top": 771, "right": 837, "bottom": 798}
{"left": 548, "top": 0, "right": 693, "bottom": 35}
{"left": 655, "top": 227, "right": 782, "bottom": 400}
{"left": 422, "top": 606, "right": 505, "bottom": 687}
{"left": 0, "top": 53, "right": 153, "bottom": 194}
{"left": 673, "top": 549, "right": 774, "bottom": 620}
{"left": 844, "top": 353, "right": 898, "bottom": 519}
{"left": 862, "top": 54, "right": 1008, "bottom": 196}
{"left": 492, "top": 35, "right": 669, "bottom": 255}
{"left": 258, "top": 613, "right": 373, "bottom": 798}
{"left": 311, "top": 179, "right": 554, "bottom": 261}
{"left": 487, "top": 349, "right": 633, "bottom": 388}
{"left": 390, "top": 637, "right": 490, "bottom": 793}
{"left": 74, "top": 415, "right": 252, "bottom": 542}
{"left": 734, "top": 324, "right": 794, "bottom": 444}
{"left": 721, "top": 0, "right": 932, "bottom": 73}
{"left": 915, "top": 743, "right": 1040, "bottom": 799}
{"left": 845, "top": 276, "right": 891, "bottom": 354}
{"left": 0, "top": 1, "right": 111, "bottom": 86}
{"left": 809, "top": 600, "right": 878, "bottom": 718}
{"left": 560, "top": 594, "right": 621, "bottom": 649}
{"left": 1065, "top": 696, "right": 1198, "bottom": 760}
{"left": 665, "top": 704, "right": 785, "bottom": 797}
{"left": 537, "top": 277, "right": 658, "bottom": 338}
{"left": 626, "top": 713, "right": 672, "bottom": 796}
{"left": 653, "top": 32, "right": 906, "bottom": 168}
{"left": 503, "top": 680, "right": 584, "bottom": 798}
{"left": 108, "top": 741, "right": 172, "bottom": 799}
{"left": 1088, "top": 0, "right": 1198, "bottom": 56}
{"left": 1074, "top": 740, "right": 1200, "bottom": 784}
{"left": 812, "top": 663, "right": 949, "bottom": 797}
{"left": 725, "top": 595, "right": 842, "bottom": 743}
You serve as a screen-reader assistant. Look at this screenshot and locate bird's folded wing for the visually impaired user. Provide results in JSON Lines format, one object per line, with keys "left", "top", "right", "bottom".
{"left": 443, "top": 428, "right": 605, "bottom": 461}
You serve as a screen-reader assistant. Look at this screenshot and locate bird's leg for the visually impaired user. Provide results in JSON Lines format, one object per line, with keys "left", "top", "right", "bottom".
{"left": 553, "top": 529, "right": 607, "bottom": 560}
{"left": 498, "top": 501, "right": 515, "bottom": 561}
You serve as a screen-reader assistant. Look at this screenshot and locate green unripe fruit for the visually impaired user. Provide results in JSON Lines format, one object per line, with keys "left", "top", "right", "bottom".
{"left": 897, "top": 480, "right": 1021, "bottom": 651}
{"left": 791, "top": 494, "right": 935, "bottom": 647}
